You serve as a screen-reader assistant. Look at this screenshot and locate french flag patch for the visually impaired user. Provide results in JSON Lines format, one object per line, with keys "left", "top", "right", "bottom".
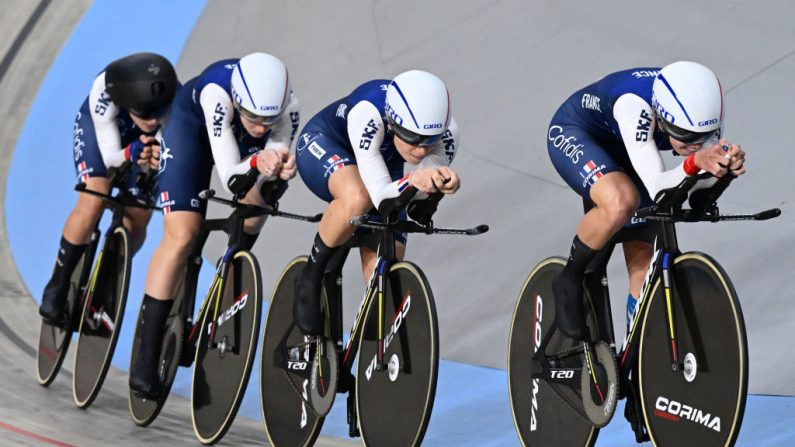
{"left": 582, "top": 160, "right": 603, "bottom": 182}
{"left": 397, "top": 175, "right": 410, "bottom": 192}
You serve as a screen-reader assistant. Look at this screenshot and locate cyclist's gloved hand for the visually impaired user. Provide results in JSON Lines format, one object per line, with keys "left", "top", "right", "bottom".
{"left": 125, "top": 139, "right": 146, "bottom": 162}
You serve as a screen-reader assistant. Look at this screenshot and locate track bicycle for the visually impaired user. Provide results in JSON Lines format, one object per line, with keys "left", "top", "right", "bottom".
{"left": 128, "top": 173, "right": 320, "bottom": 445}
{"left": 508, "top": 172, "right": 780, "bottom": 446}
{"left": 36, "top": 162, "right": 155, "bottom": 412}
{"left": 260, "top": 188, "right": 488, "bottom": 447}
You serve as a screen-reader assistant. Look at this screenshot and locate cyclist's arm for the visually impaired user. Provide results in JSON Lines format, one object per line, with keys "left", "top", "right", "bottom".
{"left": 89, "top": 72, "right": 127, "bottom": 168}
{"left": 199, "top": 83, "right": 251, "bottom": 194}
{"left": 417, "top": 116, "right": 460, "bottom": 169}
{"left": 615, "top": 93, "right": 693, "bottom": 197}
{"left": 348, "top": 100, "right": 408, "bottom": 207}
{"left": 263, "top": 92, "right": 301, "bottom": 151}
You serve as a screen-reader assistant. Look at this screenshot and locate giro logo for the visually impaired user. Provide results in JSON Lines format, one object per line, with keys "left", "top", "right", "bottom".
{"left": 423, "top": 123, "right": 443, "bottom": 130}
{"left": 385, "top": 103, "right": 403, "bottom": 125}
{"left": 217, "top": 291, "right": 248, "bottom": 327}
{"left": 365, "top": 291, "right": 412, "bottom": 381}
{"left": 698, "top": 118, "right": 719, "bottom": 127}
{"left": 651, "top": 98, "right": 675, "bottom": 125}
{"left": 530, "top": 293, "right": 543, "bottom": 431}
{"left": 655, "top": 396, "right": 721, "bottom": 433}
{"left": 548, "top": 126, "right": 583, "bottom": 164}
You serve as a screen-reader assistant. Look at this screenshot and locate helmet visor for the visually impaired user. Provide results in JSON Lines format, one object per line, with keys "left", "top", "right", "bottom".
{"left": 129, "top": 105, "right": 168, "bottom": 120}
{"left": 236, "top": 103, "right": 282, "bottom": 126}
{"left": 386, "top": 115, "right": 444, "bottom": 147}
{"left": 658, "top": 119, "right": 718, "bottom": 145}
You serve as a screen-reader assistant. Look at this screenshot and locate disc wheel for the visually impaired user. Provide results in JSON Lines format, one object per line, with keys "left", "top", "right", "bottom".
{"left": 355, "top": 261, "right": 439, "bottom": 447}
{"left": 508, "top": 257, "right": 599, "bottom": 447}
{"left": 638, "top": 252, "right": 747, "bottom": 447}
{"left": 260, "top": 257, "right": 328, "bottom": 447}
{"left": 73, "top": 226, "right": 131, "bottom": 408}
{"left": 191, "top": 250, "right": 262, "bottom": 445}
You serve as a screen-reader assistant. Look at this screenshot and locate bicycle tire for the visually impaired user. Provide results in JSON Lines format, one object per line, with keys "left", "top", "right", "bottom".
{"left": 72, "top": 226, "right": 131, "bottom": 408}
{"left": 191, "top": 250, "right": 262, "bottom": 445}
{"left": 355, "top": 261, "right": 438, "bottom": 447}
{"left": 508, "top": 257, "right": 598, "bottom": 447}
{"left": 638, "top": 252, "right": 747, "bottom": 447}
{"left": 260, "top": 256, "right": 326, "bottom": 447}
{"left": 36, "top": 230, "right": 98, "bottom": 386}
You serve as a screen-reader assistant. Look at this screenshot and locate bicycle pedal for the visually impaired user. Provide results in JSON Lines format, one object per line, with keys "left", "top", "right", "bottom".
{"left": 346, "top": 391, "right": 360, "bottom": 438}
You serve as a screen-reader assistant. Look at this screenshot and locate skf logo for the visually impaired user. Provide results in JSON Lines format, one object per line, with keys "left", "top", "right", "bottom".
{"left": 213, "top": 103, "right": 226, "bottom": 137}
{"left": 95, "top": 91, "right": 112, "bottom": 116}
{"left": 636, "top": 109, "right": 652, "bottom": 142}
{"left": 359, "top": 119, "right": 378, "bottom": 150}
{"left": 442, "top": 129, "right": 455, "bottom": 164}
{"left": 290, "top": 111, "right": 300, "bottom": 140}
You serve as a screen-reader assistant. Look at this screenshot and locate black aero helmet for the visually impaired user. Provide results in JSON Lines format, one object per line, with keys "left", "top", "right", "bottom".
{"left": 104, "top": 52, "right": 177, "bottom": 119}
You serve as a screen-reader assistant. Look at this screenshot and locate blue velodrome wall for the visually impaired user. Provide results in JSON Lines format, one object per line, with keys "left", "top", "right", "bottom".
{"left": 5, "top": 1, "right": 795, "bottom": 445}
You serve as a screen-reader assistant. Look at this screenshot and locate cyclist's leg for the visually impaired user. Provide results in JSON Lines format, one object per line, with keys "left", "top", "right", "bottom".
{"left": 40, "top": 107, "right": 110, "bottom": 321}
{"left": 547, "top": 121, "right": 638, "bottom": 339}
{"left": 130, "top": 124, "right": 209, "bottom": 398}
{"left": 622, "top": 240, "right": 653, "bottom": 326}
{"left": 293, "top": 131, "right": 366, "bottom": 335}
{"left": 122, "top": 206, "right": 153, "bottom": 255}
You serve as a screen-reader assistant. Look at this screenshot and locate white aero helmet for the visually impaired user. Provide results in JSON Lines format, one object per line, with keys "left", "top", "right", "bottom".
{"left": 385, "top": 70, "right": 451, "bottom": 146}
{"left": 651, "top": 61, "right": 723, "bottom": 144}
{"left": 230, "top": 52, "right": 290, "bottom": 125}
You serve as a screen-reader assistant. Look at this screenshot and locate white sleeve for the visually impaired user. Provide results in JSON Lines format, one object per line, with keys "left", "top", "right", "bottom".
{"left": 89, "top": 72, "right": 127, "bottom": 168}
{"left": 348, "top": 101, "right": 405, "bottom": 207}
{"left": 199, "top": 83, "right": 252, "bottom": 194}
{"left": 418, "top": 116, "right": 460, "bottom": 169}
{"left": 264, "top": 92, "right": 301, "bottom": 150}
{"left": 614, "top": 94, "right": 691, "bottom": 198}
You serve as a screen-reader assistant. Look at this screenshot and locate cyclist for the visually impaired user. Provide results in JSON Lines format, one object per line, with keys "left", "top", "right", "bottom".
{"left": 128, "top": 52, "right": 301, "bottom": 398}
{"left": 547, "top": 61, "right": 746, "bottom": 341}
{"left": 38, "top": 52, "right": 178, "bottom": 323}
{"left": 292, "top": 69, "right": 460, "bottom": 336}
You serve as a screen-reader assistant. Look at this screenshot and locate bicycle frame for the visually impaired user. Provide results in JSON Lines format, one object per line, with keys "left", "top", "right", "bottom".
{"left": 324, "top": 215, "right": 402, "bottom": 384}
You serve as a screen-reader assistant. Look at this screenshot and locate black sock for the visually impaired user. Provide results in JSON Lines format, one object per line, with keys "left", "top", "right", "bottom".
{"left": 239, "top": 231, "right": 260, "bottom": 251}
{"left": 44, "top": 236, "right": 88, "bottom": 294}
{"left": 561, "top": 235, "right": 598, "bottom": 282}
{"left": 302, "top": 232, "right": 341, "bottom": 283}
{"left": 132, "top": 294, "right": 173, "bottom": 375}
